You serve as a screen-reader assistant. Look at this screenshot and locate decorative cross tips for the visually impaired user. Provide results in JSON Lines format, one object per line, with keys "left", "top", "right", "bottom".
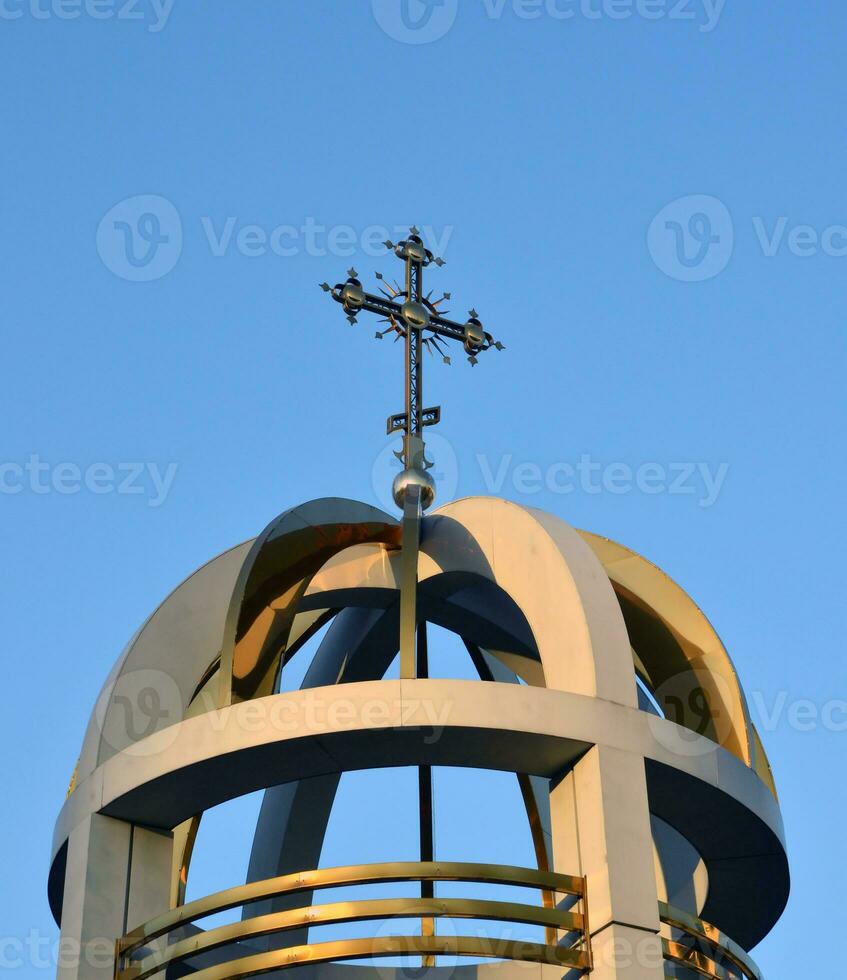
{"left": 320, "top": 227, "right": 505, "bottom": 482}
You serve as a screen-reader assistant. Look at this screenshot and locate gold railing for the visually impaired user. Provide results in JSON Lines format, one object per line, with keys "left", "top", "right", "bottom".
{"left": 660, "top": 903, "right": 762, "bottom": 980}
{"left": 116, "top": 860, "right": 592, "bottom": 980}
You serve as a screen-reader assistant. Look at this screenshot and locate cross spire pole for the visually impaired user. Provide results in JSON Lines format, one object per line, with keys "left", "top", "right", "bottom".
{"left": 321, "top": 232, "right": 506, "bottom": 943}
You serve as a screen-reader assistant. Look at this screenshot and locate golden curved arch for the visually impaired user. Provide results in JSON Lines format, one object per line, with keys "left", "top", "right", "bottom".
{"left": 578, "top": 530, "right": 766, "bottom": 780}
{"left": 419, "top": 500, "right": 638, "bottom": 705}
{"left": 219, "top": 498, "right": 400, "bottom": 705}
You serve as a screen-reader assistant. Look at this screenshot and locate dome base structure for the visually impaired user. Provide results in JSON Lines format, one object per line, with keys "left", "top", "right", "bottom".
{"left": 50, "top": 497, "right": 787, "bottom": 980}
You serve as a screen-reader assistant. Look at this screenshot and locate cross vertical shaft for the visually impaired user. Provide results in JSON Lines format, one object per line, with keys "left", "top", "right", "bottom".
{"left": 404, "top": 245, "right": 424, "bottom": 469}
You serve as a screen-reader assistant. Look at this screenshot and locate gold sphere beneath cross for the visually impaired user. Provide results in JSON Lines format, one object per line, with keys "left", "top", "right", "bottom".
{"left": 392, "top": 466, "right": 436, "bottom": 511}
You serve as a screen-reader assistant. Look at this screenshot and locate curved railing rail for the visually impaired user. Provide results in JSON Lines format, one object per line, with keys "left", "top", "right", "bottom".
{"left": 660, "top": 903, "right": 762, "bottom": 980}
{"left": 116, "top": 860, "right": 592, "bottom": 980}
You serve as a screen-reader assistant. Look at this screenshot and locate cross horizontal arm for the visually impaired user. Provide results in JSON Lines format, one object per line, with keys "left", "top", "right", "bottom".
{"left": 328, "top": 287, "right": 403, "bottom": 321}
{"left": 387, "top": 407, "right": 441, "bottom": 435}
{"left": 327, "top": 285, "right": 498, "bottom": 354}
{"left": 427, "top": 311, "right": 485, "bottom": 348}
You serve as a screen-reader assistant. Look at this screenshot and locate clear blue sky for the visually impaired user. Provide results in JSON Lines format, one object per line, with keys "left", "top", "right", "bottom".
{"left": 2, "top": 2, "right": 845, "bottom": 976}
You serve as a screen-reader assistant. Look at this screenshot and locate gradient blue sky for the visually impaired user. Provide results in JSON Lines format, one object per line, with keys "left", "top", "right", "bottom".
{"left": 2, "top": 1, "right": 845, "bottom": 975}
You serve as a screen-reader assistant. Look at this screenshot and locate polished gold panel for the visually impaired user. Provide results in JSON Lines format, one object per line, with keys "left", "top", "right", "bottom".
{"left": 659, "top": 902, "right": 761, "bottom": 980}
{"left": 580, "top": 530, "right": 755, "bottom": 770}
{"left": 169, "top": 815, "right": 200, "bottom": 910}
{"left": 66, "top": 759, "right": 79, "bottom": 798}
{"left": 751, "top": 724, "right": 778, "bottom": 799}
{"left": 517, "top": 772, "right": 558, "bottom": 944}
{"left": 124, "top": 897, "right": 581, "bottom": 980}
{"left": 125, "top": 935, "right": 589, "bottom": 980}
{"left": 219, "top": 504, "right": 400, "bottom": 705}
{"left": 399, "top": 485, "right": 422, "bottom": 679}
{"left": 117, "top": 861, "right": 589, "bottom": 980}
{"left": 121, "top": 860, "right": 585, "bottom": 954}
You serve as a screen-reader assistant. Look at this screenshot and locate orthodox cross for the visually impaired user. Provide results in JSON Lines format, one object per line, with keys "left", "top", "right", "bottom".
{"left": 321, "top": 227, "right": 504, "bottom": 490}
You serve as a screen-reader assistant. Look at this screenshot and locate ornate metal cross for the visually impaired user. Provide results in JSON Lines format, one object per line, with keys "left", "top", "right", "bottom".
{"left": 321, "top": 227, "right": 504, "bottom": 504}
